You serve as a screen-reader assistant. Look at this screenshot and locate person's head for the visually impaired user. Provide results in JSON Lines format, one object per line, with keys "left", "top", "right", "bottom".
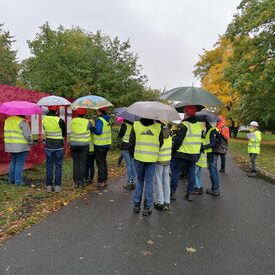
{"left": 184, "top": 105, "right": 197, "bottom": 117}
{"left": 48, "top": 105, "right": 59, "bottom": 112}
{"left": 97, "top": 106, "right": 108, "bottom": 116}
{"left": 249, "top": 121, "right": 259, "bottom": 132}
{"left": 77, "top": 108, "right": 86, "bottom": 117}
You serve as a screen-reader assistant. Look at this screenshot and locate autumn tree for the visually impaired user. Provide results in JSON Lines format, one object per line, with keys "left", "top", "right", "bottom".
{"left": 225, "top": 0, "right": 275, "bottom": 130}
{"left": 0, "top": 24, "right": 18, "bottom": 85}
{"left": 19, "top": 23, "right": 158, "bottom": 106}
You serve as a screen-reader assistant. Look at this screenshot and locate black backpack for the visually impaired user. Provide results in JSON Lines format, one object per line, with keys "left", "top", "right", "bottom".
{"left": 213, "top": 131, "right": 228, "bottom": 155}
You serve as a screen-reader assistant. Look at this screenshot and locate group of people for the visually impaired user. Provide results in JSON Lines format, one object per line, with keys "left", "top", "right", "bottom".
{"left": 3, "top": 103, "right": 262, "bottom": 216}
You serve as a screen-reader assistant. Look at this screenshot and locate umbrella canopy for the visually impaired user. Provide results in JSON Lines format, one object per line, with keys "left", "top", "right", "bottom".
{"left": 160, "top": 86, "right": 223, "bottom": 106}
{"left": 0, "top": 101, "right": 42, "bottom": 115}
{"left": 70, "top": 95, "right": 113, "bottom": 110}
{"left": 195, "top": 111, "right": 220, "bottom": 123}
{"left": 115, "top": 107, "right": 139, "bottom": 122}
{"left": 37, "top": 95, "right": 71, "bottom": 106}
{"left": 127, "top": 101, "right": 180, "bottom": 121}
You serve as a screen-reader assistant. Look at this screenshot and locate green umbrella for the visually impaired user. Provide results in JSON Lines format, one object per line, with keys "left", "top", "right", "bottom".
{"left": 160, "top": 86, "right": 223, "bottom": 106}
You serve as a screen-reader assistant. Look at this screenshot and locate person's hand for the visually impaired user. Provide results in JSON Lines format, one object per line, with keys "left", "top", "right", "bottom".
{"left": 200, "top": 145, "right": 205, "bottom": 153}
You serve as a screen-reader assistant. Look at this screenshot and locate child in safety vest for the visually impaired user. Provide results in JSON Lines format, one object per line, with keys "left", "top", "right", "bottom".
{"left": 154, "top": 126, "right": 172, "bottom": 210}
{"left": 246, "top": 121, "right": 262, "bottom": 177}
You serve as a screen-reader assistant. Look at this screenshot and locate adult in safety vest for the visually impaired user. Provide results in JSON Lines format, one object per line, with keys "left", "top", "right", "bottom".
{"left": 170, "top": 105, "right": 202, "bottom": 202}
{"left": 154, "top": 125, "right": 172, "bottom": 211}
{"left": 70, "top": 108, "right": 93, "bottom": 188}
{"left": 92, "top": 107, "right": 112, "bottom": 188}
{"left": 85, "top": 118, "right": 95, "bottom": 185}
{"left": 118, "top": 119, "right": 136, "bottom": 190}
{"left": 42, "top": 105, "right": 66, "bottom": 192}
{"left": 201, "top": 121, "right": 220, "bottom": 196}
{"left": 129, "top": 118, "right": 163, "bottom": 216}
{"left": 4, "top": 115, "right": 33, "bottom": 185}
{"left": 246, "top": 121, "right": 261, "bottom": 177}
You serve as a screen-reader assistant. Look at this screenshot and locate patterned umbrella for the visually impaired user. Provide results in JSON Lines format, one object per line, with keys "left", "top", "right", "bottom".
{"left": 70, "top": 95, "right": 113, "bottom": 110}
{"left": 37, "top": 95, "right": 71, "bottom": 106}
{"left": 115, "top": 107, "right": 139, "bottom": 122}
{"left": 0, "top": 101, "right": 42, "bottom": 115}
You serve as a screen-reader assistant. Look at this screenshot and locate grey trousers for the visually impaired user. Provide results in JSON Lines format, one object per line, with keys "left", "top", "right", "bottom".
{"left": 249, "top": 153, "right": 258, "bottom": 172}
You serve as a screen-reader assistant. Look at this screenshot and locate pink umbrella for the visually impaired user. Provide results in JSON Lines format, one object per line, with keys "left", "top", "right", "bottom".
{"left": 0, "top": 101, "right": 42, "bottom": 115}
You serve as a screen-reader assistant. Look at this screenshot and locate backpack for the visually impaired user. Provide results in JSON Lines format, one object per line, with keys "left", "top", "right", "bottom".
{"left": 213, "top": 131, "right": 228, "bottom": 155}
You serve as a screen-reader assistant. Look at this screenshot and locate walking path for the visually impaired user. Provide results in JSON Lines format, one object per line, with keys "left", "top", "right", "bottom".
{"left": 0, "top": 154, "right": 275, "bottom": 274}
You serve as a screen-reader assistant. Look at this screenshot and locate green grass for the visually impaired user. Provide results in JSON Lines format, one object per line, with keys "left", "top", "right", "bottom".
{"left": 0, "top": 149, "right": 123, "bottom": 242}
{"left": 229, "top": 136, "right": 275, "bottom": 176}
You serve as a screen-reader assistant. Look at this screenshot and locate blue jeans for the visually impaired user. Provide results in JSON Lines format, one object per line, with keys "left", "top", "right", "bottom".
{"left": 195, "top": 165, "right": 203, "bottom": 188}
{"left": 155, "top": 164, "right": 171, "bottom": 204}
{"left": 9, "top": 151, "right": 28, "bottom": 185}
{"left": 122, "top": 150, "right": 136, "bottom": 182}
{"left": 46, "top": 149, "right": 64, "bottom": 186}
{"left": 170, "top": 158, "right": 196, "bottom": 194}
{"left": 133, "top": 160, "right": 156, "bottom": 208}
{"left": 207, "top": 153, "right": 220, "bottom": 190}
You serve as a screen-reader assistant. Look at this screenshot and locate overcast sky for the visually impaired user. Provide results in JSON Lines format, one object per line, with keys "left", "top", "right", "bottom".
{"left": 1, "top": 0, "right": 240, "bottom": 90}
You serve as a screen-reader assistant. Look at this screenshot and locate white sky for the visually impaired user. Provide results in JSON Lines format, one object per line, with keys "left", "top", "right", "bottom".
{"left": 1, "top": 0, "right": 240, "bottom": 90}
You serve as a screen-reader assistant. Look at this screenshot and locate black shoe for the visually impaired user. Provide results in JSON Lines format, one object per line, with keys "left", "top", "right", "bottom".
{"left": 206, "top": 189, "right": 220, "bottom": 196}
{"left": 247, "top": 172, "right": 257, "bottom": 178}
{"left": 163, "top": 203, "right": 170, "bottom": 211}
{"left": 133, "top": 205, "right": 140, "bottom": 213}
{"left": 191, "top": 187, "right": 203, "bottom": 195}
{"left": 130, "top": 181, "right": 136, "bottom": 190}
{"left": 124, "top": 181, "right": 133, "bottom": 190}
{"left": 184, "top": 193, "right": 193, "bottom": 201}
{"left": 170, "top": 192, "right": 176, "bottom": 201}
{"left": 154, "top": 202, "right": 164, "bottom": 210}
{"left": 219, "top": 169, "right": 225, "bottom": 173}
{"left": 142, "top": 208, "right": 152, "bottom": 216}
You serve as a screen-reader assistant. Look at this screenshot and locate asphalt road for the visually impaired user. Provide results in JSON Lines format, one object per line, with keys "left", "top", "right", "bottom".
{"left": 0, "top": 154, "right": 275, "bottom": 275}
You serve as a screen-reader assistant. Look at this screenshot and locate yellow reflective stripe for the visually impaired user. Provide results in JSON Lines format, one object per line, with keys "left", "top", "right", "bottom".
{"left": 4, "top": 130, "right": 23, "bottom": 134}
{"left": 135, "top": 150, "right": 158, "bottom": 156}
{"left": 136, "top": 142, "right": 159, "bottom": 148}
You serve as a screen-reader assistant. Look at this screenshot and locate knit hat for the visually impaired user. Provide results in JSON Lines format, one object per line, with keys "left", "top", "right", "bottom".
{"left": 48, "top": 105, "right": 59, "bottom": 111}
{"left": 77, "top": 108, "right": 86, "bottom": 115}
{"left": 184, "top": 105, "right": 197, "bottom": 116}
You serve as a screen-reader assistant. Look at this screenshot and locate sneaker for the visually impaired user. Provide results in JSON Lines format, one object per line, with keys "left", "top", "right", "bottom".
{"left": 154, "top": 202, "right": 164, "bottom": 210}
{"left": 130, "top": 181, "right": 136, "bottom": 190}
{"left": 54, "top": 186, "right": 62, "bottom": 193}
{"left": 170, "top": 191, "right": 176, "bottom": 201}
{"left": 206, "top": 189, "right": 220, "bottom": 196}
{"left": 142, "top": 208, "right": 152, "bottom": 216}
{"left": 191, "top": 187, "right": 203, "bottom": 195}
{"left": 219, "top": 169, "right": 225, "bottom": 173}
{"left": 247, "top": 172, "right": 257, "bottom": 178}
{"left": 124, "top": 181, "right": 133, "bottom": 190}
{"left": 163, "top": 203, "right": 170, "bottom": 211}
{"left": 133, "top": 205, "right": 140, "bottom": 213}
{"left": 47, "top": 185, "right": 53, "bottom": 192}
{"left": 184, "top": 193, "right": 193, "bottom": 201}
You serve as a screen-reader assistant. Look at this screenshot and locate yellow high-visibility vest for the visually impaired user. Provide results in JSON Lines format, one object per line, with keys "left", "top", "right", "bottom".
{"left": 42, "top": 116, "right": 62, "bottom": 139}
{"left": 133, "top": 121, "right": 161, "bottom": 162}
{"left": 89, "top": 134, "right": 94, "bottom": 152}
{"left": 177, "top": 121, "right": 202, "bottom": 154}
{"left": 93, "top": 117, "right": 112, "bottom": 146}
{"left": 248, "top": 130, "right": 261, "bottom": 154}
{"left": 157, "top": 135, "right": 172, "bottom": 162}
{"left": 70, "top": 117, "right": 90, "bottom": 144}
{"left": 122, "top": 122, "right": 132, "bottom": 143}
{"left": 4, "top": 116, "right": 28, "bottom": 145}
{"left": 196, "top": 138, "right": 207, "bottom": 168}
{"left": 204, "top": 127, "right": 218, "bottom": 153}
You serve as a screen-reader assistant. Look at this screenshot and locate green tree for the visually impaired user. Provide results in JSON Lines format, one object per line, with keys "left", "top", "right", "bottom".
{"left": 225, "top": 0, "right": 275, "bottom": 130}
{"left": 0, "top": 24, "right": 18, "bottom": 85}
{"left": 19, "top": 23, "right": 155, "bottom": 106}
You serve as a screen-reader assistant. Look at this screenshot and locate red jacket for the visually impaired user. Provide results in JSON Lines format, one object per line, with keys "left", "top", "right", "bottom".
{"left": 217, "top": 115, "right": 230, "bottom": 140}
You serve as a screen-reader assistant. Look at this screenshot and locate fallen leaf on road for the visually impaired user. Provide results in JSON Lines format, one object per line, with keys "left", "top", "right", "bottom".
{"left": 98, "top": 193, "right": 103, "bottom": 195}
{"left": 142, "top": 250, "right": 154, "bottom": 256}
{"left": 0, "top": 211, "right": 4, "bottom": 216}
{"left": 186, "top": 247, "right": 196, "bottom": 253}
{"left": 146, "top": 240, "right": 154, "bottom": 245}
{"left": 7, "top": 207, "right": 13, "bottom": 213}
{"left": 79, "top": 257, "right": 84, "bottom": 260}
{"left": 109, "top": 200, "right": 115, "bottom": 202}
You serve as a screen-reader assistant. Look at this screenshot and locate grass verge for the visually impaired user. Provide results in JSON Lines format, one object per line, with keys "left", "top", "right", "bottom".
{"left": 0, "top": 149, "right": 124, "bottom": 243}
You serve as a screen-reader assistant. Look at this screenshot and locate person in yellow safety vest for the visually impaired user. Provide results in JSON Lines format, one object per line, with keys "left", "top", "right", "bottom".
{"left": 92, "top": 107, "right": 112, "bottom": 188}
{"left": 85, "top": 118, "right": 95, "bottom": 184}
{"left": 129, "top": 118, "right": 163, "bottom": 216}
{"left": 118, "top": 119, "right": 136, "bottom": 190}
{"left": 192, "top": 131, "right": 207, "bottom": 195}
{"left": 42, "top": 105, "right": 66, "bottom": 192}
{"left": 246, "top": 121, "right": 262, "bottom": 177}
{"left": 170, "top": 105, "right": 203, "bottom": 202}
{"left": 200, "top": 121, "right": 221, "bottom": 196}
{"left": 70, "top": 108, "right": 93, "bottom": 188}
{"left": 4, "top": 115, "right": 33, "bottom": 186}
{"left": 154, "top": 125, "right": 172, "bottom": 211}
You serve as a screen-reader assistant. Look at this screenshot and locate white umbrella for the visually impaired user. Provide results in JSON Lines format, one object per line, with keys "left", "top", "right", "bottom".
{"left": 37, "top": 95, "right": 71, "bottom": 106}
{"left": 127, "top": 101, "right": 180, "bottom": 121}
